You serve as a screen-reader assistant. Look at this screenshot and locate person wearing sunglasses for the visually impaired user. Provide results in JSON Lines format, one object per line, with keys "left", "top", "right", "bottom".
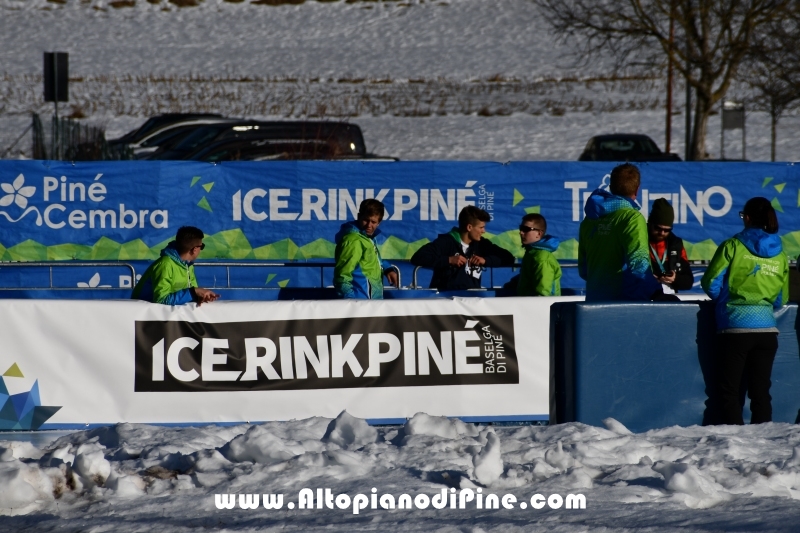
{"left": 517, "top": 213, "right": 561, "bottom": 296}
{"left": 647, "top": 198, "right": 693, "bottom": 293}
{"left": 132, "top": 225, "right": 220, "bottom": 305}
{"left": 701, "top": 197, "right": 789, "bottom": 425}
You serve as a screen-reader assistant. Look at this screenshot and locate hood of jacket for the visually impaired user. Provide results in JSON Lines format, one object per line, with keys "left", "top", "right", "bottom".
{"left": 336, "top": 220, "right": 382, "bottom": 243}
{"left": 525, "top": 234, "right": 560, "bottom": 253}
{"left": 734, "top": 227, "right": 783, "bottom": 258}
{"left": 161, "top": 242, "right": 192, "bottom": 267}
{"left": 583, "top": 188, "right": 640, "bottom": 220}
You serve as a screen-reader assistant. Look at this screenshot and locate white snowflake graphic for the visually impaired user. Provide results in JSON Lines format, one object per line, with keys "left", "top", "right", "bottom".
{"left": 77, "top": 273, "right": 111, "bottom": 288}
{"left": 0, "top": 174, "right": 36, "bottom": 209}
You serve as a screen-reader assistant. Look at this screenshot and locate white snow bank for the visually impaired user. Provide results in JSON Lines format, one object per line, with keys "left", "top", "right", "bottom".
{"left": 321, "top": 411, "right": 378, "bottom": 450}
{"left": 1, "top": 418, "right": 800, "bottom": 530}
{"left": 403, "top": 412, "right": 480, "bottom": 439}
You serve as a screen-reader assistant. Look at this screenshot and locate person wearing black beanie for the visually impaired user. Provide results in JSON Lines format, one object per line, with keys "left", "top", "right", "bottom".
{"left": 648, "top": 198, "right": 694, "bottom": 292}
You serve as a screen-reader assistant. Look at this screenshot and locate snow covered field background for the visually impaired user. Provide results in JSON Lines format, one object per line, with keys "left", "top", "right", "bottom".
{"left": 2, "top": 1, "right": 800, "bottom": 529}
{"left": 0, "top": 0, "right": 798, "bottom": 161}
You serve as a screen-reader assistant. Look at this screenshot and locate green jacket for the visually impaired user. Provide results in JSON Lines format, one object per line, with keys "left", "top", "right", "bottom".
{"left": 518, "top": 235, "right": 562, "bottom": 296}
{"left": 131, "top": 244, "right": 198, "bottom": 305}
{"left": 578, "top": 188, "right": 661, "bottom": 301}
{"left": 334, "top": 221, "right": 388, "bottom": 299}
{"left": 701, "top": 228, "right": 788, "bottom": 331}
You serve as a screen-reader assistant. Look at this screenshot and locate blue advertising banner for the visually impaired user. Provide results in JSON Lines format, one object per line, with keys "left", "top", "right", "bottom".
{"left": 0, "top": 160, "right": 798, "bottom": 264}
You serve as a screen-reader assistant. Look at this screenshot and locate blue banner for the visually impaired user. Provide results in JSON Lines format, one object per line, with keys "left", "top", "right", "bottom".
{"left": 0, "top": 160, "right": 798, "bottom": 262}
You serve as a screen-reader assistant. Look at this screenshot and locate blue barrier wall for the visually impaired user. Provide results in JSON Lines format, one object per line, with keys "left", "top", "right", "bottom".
{"left": 0, "top": 161, "right": 798, "bottom": 264}
{"left": 551, "top": 302, "right": 800, "bottom": 432}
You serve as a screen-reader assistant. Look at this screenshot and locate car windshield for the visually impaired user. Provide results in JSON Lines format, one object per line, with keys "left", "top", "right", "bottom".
{"left": 172, "top": 126, "right": 227, "bottom": 151}
{"left": 597, "top": 138, "right": 660, "bottom": 155}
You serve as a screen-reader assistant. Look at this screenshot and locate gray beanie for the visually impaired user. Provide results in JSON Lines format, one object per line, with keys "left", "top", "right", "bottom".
{"left": 649, "top": 198, "right": 674, "bottom": 227}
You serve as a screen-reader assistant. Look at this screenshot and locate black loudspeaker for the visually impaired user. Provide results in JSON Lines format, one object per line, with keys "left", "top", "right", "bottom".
{"left": 44, "top": 52, "right": 69, "bottom": 103}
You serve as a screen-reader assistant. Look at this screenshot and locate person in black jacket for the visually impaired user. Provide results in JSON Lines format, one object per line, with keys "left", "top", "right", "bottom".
{"left": 411, "top": 205, "right": 515, "bottom": 291}
{"left": 648, "top": 198, "right": 693, "bottom": 293}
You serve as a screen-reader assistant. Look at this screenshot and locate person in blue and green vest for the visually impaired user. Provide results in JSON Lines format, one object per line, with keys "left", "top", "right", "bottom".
{"left": 132, "top": 226, "right": 220, "bottom": 305}
{"left": 578, "top": 163, "right": 677, "bottom": 302}
{"left": 334, "top": 199, "right": 398, "bottom": 299}
{"left": 517, "top": 213, "right": 561, "bottom": 296}
{"left": 701, "top": 197, "right": 789, "bottom": 425}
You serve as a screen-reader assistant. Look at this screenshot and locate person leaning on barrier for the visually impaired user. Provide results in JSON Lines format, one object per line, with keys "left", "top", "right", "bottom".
{"left": 647, "top": 198, "right": 694, "bottom": 293}
{"left": 701, "top": 197, "right": 789, "bottom": 425}
{"left": 578, "top": 163, "right": 677, "bottom": 302}
{"left": 517, "top": 213, "right": 561, "bottom": 296}
{"left": 410, "top": 205, "right": 515, "bottom": 291}
{"left": 333, "top": 198, "right": 398, "bottom": 299}
{"left": 131, "top": 226, "right": 220, "bottom": 305}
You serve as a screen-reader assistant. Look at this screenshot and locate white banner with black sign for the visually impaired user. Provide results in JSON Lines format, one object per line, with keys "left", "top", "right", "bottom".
{"left": 0, "top": 297, "right": 572, "bottom": 428}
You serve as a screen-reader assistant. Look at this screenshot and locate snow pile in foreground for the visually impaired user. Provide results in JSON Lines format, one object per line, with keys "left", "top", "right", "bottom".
{"left": 2, "top": 414, "right": 800, "bottom": 531}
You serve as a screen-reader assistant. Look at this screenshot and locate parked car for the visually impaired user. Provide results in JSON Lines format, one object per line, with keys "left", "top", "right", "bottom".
{"left": 578, "top": 134, "right": 682, "bottom": 162}
{"left": 108, "top": 113, "right": 225, "bottom": 146}
{"left": 159, "top": 121, "right": 373, "bottom": 161}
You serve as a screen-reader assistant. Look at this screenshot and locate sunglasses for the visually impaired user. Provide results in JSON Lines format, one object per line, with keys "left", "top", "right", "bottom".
{"left": 195, "top": 243, "right": 206, "bottom": 251}
{"left": 519, "top": 225, "right": 543, "bottom": 234}
{"left": 651, "top": 225, "right": 672, "bottom": 234}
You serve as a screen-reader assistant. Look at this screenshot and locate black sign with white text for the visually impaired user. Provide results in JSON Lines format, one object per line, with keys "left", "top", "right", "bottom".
{"left": 134, "top": 314, "right": 518, "bottom": 392}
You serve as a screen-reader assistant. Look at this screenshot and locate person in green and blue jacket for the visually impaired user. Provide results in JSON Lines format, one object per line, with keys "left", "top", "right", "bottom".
{"left": 334, "top": 199, "right": 398, "bottom": 299}
{"left": 578, "top": 163, "right": 672, "bottom": 302}
{"left": 132, "top": 226, "right": 220, "bottom": 305}
{"left": 517, "top": 213, "right": 561, "bottom": 296}
{"left": 701, "top": 197, "right": 789, "bottom": 425}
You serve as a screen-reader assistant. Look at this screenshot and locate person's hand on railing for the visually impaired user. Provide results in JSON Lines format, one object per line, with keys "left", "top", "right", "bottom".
{"left": 194, "top": 287, "right": 220, "bottom": 305}
{"left": 385, "top": 269, "right": 399, "bottom": 288}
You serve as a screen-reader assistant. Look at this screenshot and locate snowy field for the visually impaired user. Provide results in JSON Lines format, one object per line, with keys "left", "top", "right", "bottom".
{"left": 2, "top": 2, "right": 800, "bottom": 530}
{"left": 3, "top": 413, "right": 800, "bottom": 531}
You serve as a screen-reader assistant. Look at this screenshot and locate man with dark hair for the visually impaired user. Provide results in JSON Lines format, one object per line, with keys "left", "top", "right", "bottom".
{"left": 578, "top": 163, "right": 672, "bottom": 301}
{"left": 518, "top": 213, "right": 561, "bottom": 296}
{"left": 411, "top": 205, "right": 515, "bottom": 291}
{"left": 648, "top": 198, "right": 693, "bottom": 293}
{"left": 334, "top": 198, "right": 398, "bottom": 299}
{"left": 132, "top": 226, "right": 220, "bottom": 305}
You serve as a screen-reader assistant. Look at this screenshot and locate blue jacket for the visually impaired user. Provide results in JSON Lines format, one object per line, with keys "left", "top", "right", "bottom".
{"left": 131, "top": 243, "right": 198, "bottom": 305}
{"left": 578, "top": 188, "right": 661, "bottom": 301}
{"left": 701, "top": 228, "right": 789, "bottom": 331}
{"left": 333, "top": 221, "right": 390, "bottom": 299}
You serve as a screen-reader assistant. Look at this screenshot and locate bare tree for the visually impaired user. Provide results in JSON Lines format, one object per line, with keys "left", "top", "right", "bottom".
{"left": 741, "top": 9, "right": 800, "bottom": 161}
{"left": 533, "top": 0, "right": 790, "bottom": 160}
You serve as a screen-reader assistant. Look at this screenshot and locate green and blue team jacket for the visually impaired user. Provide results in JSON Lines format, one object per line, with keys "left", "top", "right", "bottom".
{"left": 578, "top": 188, "right": 661, "bottom": 301}
{"left": 131, "top": 243, "right": 198, "bottom": 305}
{"left": 334, "top": 221, "right": 390, "bottom": 299}
{"left": 701, "top": 228, "right": 789, "bottom": 332}
{"left": 518, "top": 235, "right": 562, "bottom": 296}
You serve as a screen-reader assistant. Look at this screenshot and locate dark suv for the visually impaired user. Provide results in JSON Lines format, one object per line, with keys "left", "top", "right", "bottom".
{"left": 578, "top": 134, "right": 682, "bottom": 162}
{"left": 147, "top": 121, "right": 372, "bottom": 161}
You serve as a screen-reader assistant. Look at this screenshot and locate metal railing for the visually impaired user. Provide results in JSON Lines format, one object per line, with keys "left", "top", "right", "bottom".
{"left": 0, "top": 261, "right": 136, "bottom": 290}
{"left": 410, "top": 262, "right": 580, "bottom": 289}
{"left": 193, "top": 261, "right": 401, "bottom": 289}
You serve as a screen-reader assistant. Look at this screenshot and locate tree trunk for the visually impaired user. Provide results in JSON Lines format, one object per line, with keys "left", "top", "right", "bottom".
{"left": 691, "top": 89, "right": 713, "bottom": 161}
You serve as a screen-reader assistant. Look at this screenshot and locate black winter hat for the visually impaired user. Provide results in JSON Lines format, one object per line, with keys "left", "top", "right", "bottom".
{"left": 649, "top": 198, "right": 674, "bottom": 227}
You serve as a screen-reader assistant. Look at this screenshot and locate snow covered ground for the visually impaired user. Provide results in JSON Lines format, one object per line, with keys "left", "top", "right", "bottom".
{"left": 2, "top": 413, "right": 800, "bottom": 531}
